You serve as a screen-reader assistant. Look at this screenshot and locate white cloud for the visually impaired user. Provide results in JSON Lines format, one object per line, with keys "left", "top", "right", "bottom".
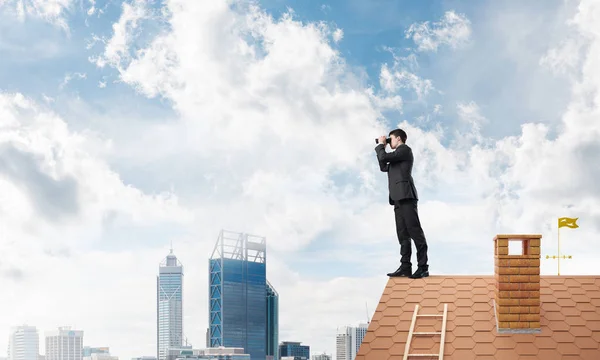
{"left": 86, "top": 0, "right": 95, "bottom": 16}
{"left": 540, "top": 38, "right": 585, "bottom": 76}
{"left": 379, "top": 64, "right": 433, "bottom": 99}
{"left": 59, "top": 72, "right": 87, "bottom": 89}
{"left": 454, "top": 101, "right": 487, "bottom": 146}
{"left": 405, "top": 10, "right": 471, "bottom": 52}
{"left": 91, "top": 0, "right": 150, "bottom": 69}
{"left": 0, "top": 0, "right": 74, "bottom": 31}
{"left": 332, "top": 28, "right": 343, "bottom": 43}
{"left": 0, "top": 91, "right": 193, "bottom": 251}
{"left": 378, "top": 49, "right": 432, "bottom": 100}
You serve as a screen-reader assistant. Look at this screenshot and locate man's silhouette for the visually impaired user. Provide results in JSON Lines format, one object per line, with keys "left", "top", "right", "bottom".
{"left": 375, "top": 129, "right": 429, "bottom": 279}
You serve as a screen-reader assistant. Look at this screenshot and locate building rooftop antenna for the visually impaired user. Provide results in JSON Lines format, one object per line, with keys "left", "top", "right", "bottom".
{"left": 365, "top": 302, "right": 370, "bottom": 324}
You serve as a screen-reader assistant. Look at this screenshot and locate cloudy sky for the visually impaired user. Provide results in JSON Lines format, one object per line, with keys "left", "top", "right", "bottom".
{"left": 1, "top": 0, "right": 599, "bottom": 358}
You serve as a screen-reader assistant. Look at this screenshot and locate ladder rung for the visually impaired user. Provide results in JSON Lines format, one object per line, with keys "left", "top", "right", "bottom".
{"left": 417, "top": 314, "right": 443, "bottom": 317}
{"left": 408, "top": 354, "right": 439, "bottom": 357}
{"left": 413, "top": 332, "right": 442, "bottom": 335}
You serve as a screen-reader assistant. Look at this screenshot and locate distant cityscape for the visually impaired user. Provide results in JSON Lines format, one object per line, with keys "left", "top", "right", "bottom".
{"left": 6, "top": 230, "right": 367, "bottom": 360}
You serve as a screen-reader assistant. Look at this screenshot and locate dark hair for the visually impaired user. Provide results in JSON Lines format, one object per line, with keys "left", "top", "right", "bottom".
{"left": 389, "top": 129, "right": 407, "bottom": 143}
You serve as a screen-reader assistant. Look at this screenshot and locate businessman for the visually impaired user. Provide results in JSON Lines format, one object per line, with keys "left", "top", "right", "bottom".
{"left": 375, "top": 129, "right": 429, "bottom": 279}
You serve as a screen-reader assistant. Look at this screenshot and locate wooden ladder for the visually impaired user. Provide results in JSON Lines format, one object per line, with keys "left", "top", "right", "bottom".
{"left": 402, "top": 304, "right": 448, "bottom": 360}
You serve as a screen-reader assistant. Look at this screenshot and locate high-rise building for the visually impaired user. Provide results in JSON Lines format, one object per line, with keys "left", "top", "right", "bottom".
{"left": 335, "top": 328, "right": 349, "bottom": 360}
{"left": 8, "top": 325, "right": 39, "bottom": 360}
{"left": 335, "top": 324, "right": 367, "bottom": 360}
{"left": 279, "top": 342, "right": 310, "bottom": 360}
{"left": 265, "top": 282, "right": 279, "bottom": 360}
{"left": 157, "top": 248, "right": 184, "bottom": 360}
{"left": 45, "top": 327, "right": 83, "bottom": 360}
{"left": 209, "top": 230, "right": 278, "bottom": 360}
{"left": 350, "top": 324, "right": 367, "bottom": 359}
{"left": 312, "top": 354, "right": 331, "bottom": 360}
{"left": 82, "top": 348, "right": 109, "bottom": 357}
{"left": 83, "top": 354, "right": 118, "bottom": 360}
{"left": 166, "top": 347, "right": 249, "bottom": 360}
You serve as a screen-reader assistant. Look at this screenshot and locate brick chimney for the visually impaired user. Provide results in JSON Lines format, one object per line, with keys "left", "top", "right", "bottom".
{"left": 493, "top": 234, "right": 542, "bottom": 333}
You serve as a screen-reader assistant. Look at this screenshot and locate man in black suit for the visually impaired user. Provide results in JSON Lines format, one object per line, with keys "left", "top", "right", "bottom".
{"left": 375, "top": 129, "right": 429, "bottom": 279}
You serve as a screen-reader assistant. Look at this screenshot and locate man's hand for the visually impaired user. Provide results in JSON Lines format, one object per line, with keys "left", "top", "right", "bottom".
{"left": 378, "top": 135, "right": 387, "bottom": 145}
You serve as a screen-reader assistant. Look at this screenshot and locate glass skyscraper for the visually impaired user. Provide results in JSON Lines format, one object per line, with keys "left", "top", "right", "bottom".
{"left": 279, "top": 341, "right": 310, "bottom": 360}
{"left": 209, "top": 230, "right": 278, "bottom": 360}
{"left": 157, "top": 248, "right": 184, "bottom": 360}
{"left": 335, "top": 324, "right": 368, "bottom": 360}
{"left": 266, "top": 281, "right": 279, "bottom": 360}
{"left": 82, "top": 348, "right": 109, "bottom": 357}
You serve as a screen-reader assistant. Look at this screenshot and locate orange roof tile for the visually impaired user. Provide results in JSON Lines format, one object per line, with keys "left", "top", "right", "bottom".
{"left": 356, "top": 276, "right": 600, "bottom": 360}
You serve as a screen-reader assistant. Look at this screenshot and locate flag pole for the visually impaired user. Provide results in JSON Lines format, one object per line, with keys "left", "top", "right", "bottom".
{"left": 557, "top": 225, "right": 561, "bottom": 276}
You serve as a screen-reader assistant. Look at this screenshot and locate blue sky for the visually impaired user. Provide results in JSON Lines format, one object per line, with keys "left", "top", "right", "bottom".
{"left": 1, "top": 0, "right": 599, "bottom": 359}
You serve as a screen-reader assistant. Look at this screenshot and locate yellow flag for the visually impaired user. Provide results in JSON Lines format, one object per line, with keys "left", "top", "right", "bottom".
{"left": 558, "top": 217, "right": 579, "bottom": 228}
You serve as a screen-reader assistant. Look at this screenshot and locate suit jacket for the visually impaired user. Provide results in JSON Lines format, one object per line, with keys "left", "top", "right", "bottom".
{"left": 375, "top": 143, "right": 419, "bottom": 205}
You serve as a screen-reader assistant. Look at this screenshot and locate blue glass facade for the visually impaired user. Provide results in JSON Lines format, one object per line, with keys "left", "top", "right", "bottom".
{"left": 209, "top": 231, "right": 274, "bottom": 360}
{"left": 210, "top": 259, "right": 267, "bottom": 360}
{"left": 82, "top": 347, "right": 109, "bottom": 357}
{"left": 266, "top": 282, "right": 279, "bottom": 360}
{"left": 279, "top": 342, "right": 310, "bottom": 360}
{"left": 175, "top": 356, "right": 249, "bottom": 360}
{"left": 209, "top": 258, "right": 222, "bottom": 348}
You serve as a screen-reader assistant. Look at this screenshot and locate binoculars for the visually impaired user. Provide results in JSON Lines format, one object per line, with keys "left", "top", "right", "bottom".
{"left": 375, "top": 138, "right": 391, "bottom": 144}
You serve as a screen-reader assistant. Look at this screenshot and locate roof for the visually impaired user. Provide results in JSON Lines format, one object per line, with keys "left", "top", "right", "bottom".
{"left": 356, "top": 276, "right": 600, "bottom": 360}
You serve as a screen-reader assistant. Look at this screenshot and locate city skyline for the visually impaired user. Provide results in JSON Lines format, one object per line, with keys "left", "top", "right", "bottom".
{"left": 2, "top": 0, "right": 600, "bottom": 359}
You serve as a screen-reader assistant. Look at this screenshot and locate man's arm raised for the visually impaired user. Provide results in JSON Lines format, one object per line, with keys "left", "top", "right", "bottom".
{"left": 375, "top": 144, "right": 412, "bottom": 164}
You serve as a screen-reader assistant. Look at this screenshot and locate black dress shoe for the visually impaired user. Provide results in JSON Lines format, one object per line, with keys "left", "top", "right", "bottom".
{"left": 387, "top": 268, "right": 412, "bottom": 277}
{"left": 409, "top": 268, "right": 429, "bottom": 279}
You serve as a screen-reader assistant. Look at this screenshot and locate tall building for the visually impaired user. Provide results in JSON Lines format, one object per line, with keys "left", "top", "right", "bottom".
{"left": 265, "top": 282, "right": 279, "bottom": 360}
{"left": 350, "top": 324, "right": 367, "bottom": 359}
{"left": 83, "top": 354, "right": 117, "bottom": 360}
{"left": 157, "top": 248, "right": 184, "bottom": 360}
{"left": 335, "top": 324, "right": 367, "bottom": 360}
{"left": 45, "top": 327, "right": 83, "bottom": 360}
{"left": 8, "top": 325, "right": 39, "bottom": 360}
{"left": 209, "top": 230, "right": 278, "bottom": 360}
{"left": 165, "top": 347, "right": 249, "bottom": 360}
{"left": 312, "top": 354, "right": 331, "bottom": 360}
{"left": 279, "top": 342, "right": 310, "bottom": 360}
{"left": 82, "top": 348, "right": 109, "bottom": 357}
{"left": 335, "top": 328, "right": 349, "bottom": 360}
